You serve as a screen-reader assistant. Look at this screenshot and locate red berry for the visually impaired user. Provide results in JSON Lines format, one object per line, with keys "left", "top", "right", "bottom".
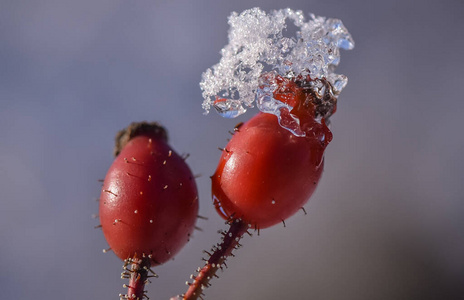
{"left": 212, "top": 111, "right": 332, "bottom": 229}
{"left": 99, "top": 122, "right": 199, "bottom": 266}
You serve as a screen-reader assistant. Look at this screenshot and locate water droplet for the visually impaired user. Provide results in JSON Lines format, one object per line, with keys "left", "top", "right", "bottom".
{"left": 213, "top": 98, "right": 247, "bottom": 118}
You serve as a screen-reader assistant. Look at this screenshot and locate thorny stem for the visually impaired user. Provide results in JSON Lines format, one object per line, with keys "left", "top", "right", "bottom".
{"left": 181, "top": 219, "right": 249, "bottom": 300}
{"left": 120, "top": 255, "right": 156, "bottom": 300}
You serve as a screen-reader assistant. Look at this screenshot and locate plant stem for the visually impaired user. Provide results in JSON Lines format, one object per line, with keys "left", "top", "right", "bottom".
{"left": 182, "top": 219, "right": 249, "bottom": 300}
{"left": 120, "top": 255, "right": 154, "bottom": 300}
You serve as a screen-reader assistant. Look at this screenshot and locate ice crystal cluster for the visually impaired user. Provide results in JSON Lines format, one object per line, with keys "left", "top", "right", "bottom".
{"left": 200, "top": 7, "right": 354, "bottom": 120}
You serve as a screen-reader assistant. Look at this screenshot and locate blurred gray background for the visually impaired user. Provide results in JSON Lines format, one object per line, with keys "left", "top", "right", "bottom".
{"left": 1, "top": 0, "right": 463, "bottom": 299}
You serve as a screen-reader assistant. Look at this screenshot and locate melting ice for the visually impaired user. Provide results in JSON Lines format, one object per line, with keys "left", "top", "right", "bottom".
{"left": 200, "top": 7, "right": 354, "bottom": 132}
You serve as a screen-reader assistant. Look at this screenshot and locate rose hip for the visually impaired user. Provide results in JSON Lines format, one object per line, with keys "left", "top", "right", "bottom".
{"left": 99, "top": 122, "right": 199, "bottom": 299}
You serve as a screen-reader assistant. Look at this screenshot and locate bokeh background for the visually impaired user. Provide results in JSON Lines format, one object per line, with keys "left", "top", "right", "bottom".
{"left": 1, "top": 0, "right": 463, "bottom": 299}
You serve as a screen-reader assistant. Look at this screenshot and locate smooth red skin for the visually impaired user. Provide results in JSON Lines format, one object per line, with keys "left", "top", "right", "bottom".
{"left": 99, "top": 134, "right": 198, "bottom": 266}
{"left": 212, "top": 113, "right": 330, "bottom": 229}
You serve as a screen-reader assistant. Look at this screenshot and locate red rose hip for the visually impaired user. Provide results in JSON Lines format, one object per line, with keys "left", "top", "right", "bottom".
{"left": 212, "top": 110, "right": 331, "bottom": 229}
{"left": 99, "top": 122, "right": 199, "bottom": 266}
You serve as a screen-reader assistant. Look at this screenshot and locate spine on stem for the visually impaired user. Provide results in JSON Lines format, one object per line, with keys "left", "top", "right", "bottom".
{"left": 120, "top": 255, "right": 157, "bottom": 300}
{"left": 181, "top": 219, "right": 249, "bottom": 300}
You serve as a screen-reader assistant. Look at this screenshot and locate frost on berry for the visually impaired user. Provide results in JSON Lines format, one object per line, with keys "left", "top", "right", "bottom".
{"left": 200, "top": 7, "right": 354, "bottom": 135}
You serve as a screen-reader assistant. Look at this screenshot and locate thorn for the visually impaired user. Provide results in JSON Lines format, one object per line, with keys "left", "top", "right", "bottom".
{"left": 182, "top": 153, "right": 190, "bottom": 160}
{"left": 227, "top": 214, "right": 236, "bottom": 223}
{"left": 97, "top": 179, "right": 104, "bottom": 182}
{"left": 282, "top": 219, "right": 286, "bottom": 227}
{"left": 94, "top": 224, "right": 102, "bottom": 229}
{"left": 103, "top": 189, "right": 118, "bottom": 196}
{"left": 218, "top": 147, "right": 230, "bottom": 153}
{"left": 301, "top": 207, "right": 307, "bottom": 215}
{"left": 123, "top": 259, "right": 131, "bottom": 267}
{"left": 197, "top": 215, "right": 208, "bottom": 220}
{"left": 194, "top": 174, "right": 202, "bottom": 179}
{"left": 103, "top": 247, "right": 112, "bottom": 253}
{"left": 194, "top": 226, "right": 203, "bottom": 232}
{"left": 143, "top": 266, "right": 158, "bottom": 277}
{"left": 234, "top": 122, "right": 243, "bottom": 131}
